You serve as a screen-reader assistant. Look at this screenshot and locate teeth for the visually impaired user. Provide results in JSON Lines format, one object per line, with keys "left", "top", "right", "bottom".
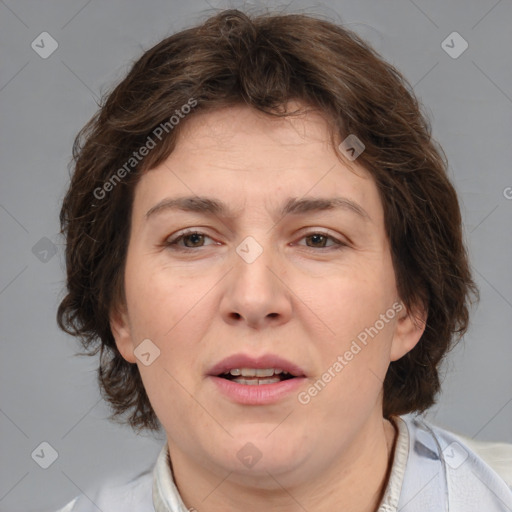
{"left": 255, "top": 368, "right": 275, "bottom": 377}
{"left": 232, "top": 377, "right": 282, "bottom": 385}
{"left": 225, "top": 368, "right": 289, "bottom": 377}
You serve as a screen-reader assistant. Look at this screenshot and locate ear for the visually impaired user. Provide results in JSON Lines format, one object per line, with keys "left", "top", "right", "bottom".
{"left": 390, "top": 301, "right": 427, "bottom": 362}
{"left": 110, "top": 304, "right": 137, "bottom": 364}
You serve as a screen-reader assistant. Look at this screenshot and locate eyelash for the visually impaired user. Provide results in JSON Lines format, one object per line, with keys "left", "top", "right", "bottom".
{"left": 164, "top": 229, "right": 347, "bottom": 252}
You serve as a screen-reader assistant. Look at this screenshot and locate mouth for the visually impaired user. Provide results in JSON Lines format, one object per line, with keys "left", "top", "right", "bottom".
{"left": 208, "top": 353, "right": 306, "bottom": 383}
{"left": 217, "top": 367, "right": 297, "bottom": 385}
{"left": 207, "top": 353, "right": 307, "bottom": 404}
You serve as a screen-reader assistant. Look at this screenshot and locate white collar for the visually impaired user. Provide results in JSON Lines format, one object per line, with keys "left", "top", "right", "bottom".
{"left": 377, "top": 416, "right": 410, "bottom": 511}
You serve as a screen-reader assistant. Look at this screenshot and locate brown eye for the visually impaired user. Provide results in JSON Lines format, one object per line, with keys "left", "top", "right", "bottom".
{"left": 305, "top": 233, "right": 330, "bottom": 248}
{"left": 165, "top": 231, "right": 215, "bottom": 250}
{"left": 298, "top": 231, "right": 346, "bottom": 250}
{"left": 180, "top": 233, "right": 206, "bottom": 248}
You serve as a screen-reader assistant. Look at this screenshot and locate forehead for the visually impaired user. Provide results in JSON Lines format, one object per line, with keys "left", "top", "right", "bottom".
{"left": 174, "top": 102, "right": 349, "bottom": 167}
{"left": 134, "top": 103, "right": 382, "bottom": 225}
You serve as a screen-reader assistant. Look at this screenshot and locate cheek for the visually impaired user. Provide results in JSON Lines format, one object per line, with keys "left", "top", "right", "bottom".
{"left": 123, "top": 260, "right": 216, "bottom": 401}
{"left": 124, "top": 257, "right": 209, "bottom": 339}
{"left": 315, "top": 262, "right": 396, "bottom": 341}
{"left": 309, "top": 258, "right": 397, "bottom": 391}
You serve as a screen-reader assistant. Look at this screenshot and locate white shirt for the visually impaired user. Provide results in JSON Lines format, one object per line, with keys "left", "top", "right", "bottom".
{"left": 55, "top": 415, "right": 512, "bottom": 511}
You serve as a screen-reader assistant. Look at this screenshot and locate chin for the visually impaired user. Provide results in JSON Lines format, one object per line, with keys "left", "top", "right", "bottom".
{"left": 215, "top": 431, "right": 310, "bottom": 475}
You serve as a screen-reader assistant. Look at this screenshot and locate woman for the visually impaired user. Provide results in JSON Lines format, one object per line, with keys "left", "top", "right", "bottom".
{"left": 56, "top": 9, "right": 512, "bottom": 512}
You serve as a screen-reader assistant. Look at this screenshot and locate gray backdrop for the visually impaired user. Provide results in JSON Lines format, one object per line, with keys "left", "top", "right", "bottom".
{"left": 1, "top": 1, "right": 511, "bottom": 511}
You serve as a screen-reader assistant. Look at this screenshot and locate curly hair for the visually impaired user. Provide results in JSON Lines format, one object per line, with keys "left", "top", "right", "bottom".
{"left": 57, "top": 8, "right": 479, "bottom": 433}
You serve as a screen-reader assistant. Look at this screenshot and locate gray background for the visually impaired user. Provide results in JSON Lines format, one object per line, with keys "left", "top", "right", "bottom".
{"left": 1, "top": 1, "right": 511, "bottom": 511}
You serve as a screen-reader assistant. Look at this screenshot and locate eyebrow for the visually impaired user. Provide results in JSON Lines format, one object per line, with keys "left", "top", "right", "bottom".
{"left": 145, "top": 195, "right": 371, "bottom": 222}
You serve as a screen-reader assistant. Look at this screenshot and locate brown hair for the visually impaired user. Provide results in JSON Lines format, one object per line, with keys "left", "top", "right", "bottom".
{"left": 57, "top": 8, "right": 479, "bottom": 433}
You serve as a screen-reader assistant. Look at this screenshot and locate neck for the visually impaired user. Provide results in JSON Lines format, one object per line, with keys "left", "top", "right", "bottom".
{"left": 168, "top": 416, "right": 397, "bottom": 512}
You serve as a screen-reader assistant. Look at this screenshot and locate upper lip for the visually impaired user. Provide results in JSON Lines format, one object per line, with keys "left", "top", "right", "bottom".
{"left": 208, "top": 353, "right": 307, "bottom": 377}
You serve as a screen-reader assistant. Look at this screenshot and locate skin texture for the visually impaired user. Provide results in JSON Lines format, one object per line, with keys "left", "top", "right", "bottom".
{"left": 111, "top": 103, "right": 426, "bottom": 512}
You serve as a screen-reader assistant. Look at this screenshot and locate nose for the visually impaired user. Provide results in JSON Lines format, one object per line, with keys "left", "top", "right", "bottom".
{"left": 219, "top": 239, "right": 293, "bottom": 330}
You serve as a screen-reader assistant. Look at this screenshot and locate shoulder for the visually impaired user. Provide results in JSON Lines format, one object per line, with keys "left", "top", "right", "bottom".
{"left": 397, "top": 414, "right": 512, "bottom": 510}
{"left": 54, "top": 470, "right": 153, "bottom": 512}
{"left": 457, "top": 432, "right": 512, "bottom": 486}
{"left": 417, "top": 417, "right": 512, "bottom": 487}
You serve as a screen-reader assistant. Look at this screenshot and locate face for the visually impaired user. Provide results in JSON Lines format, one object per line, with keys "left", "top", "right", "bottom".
{"left": 111, "top": 102, "right": 424, "bottom": 486}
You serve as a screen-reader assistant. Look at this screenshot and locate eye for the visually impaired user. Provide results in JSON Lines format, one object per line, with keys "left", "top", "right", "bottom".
{"left": 164, "top": 229, "right": 347, "bottom": 252}
{"left": 297, "top": 231, "right": 347, "bottom": 250}
{"left": 165, "top": 230, "right": 216, "bottom": 250}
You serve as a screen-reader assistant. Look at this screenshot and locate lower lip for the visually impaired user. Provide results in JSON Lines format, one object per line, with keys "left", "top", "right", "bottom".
{"left": 209, "top": 376, "right": 307, "bottom": 405}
